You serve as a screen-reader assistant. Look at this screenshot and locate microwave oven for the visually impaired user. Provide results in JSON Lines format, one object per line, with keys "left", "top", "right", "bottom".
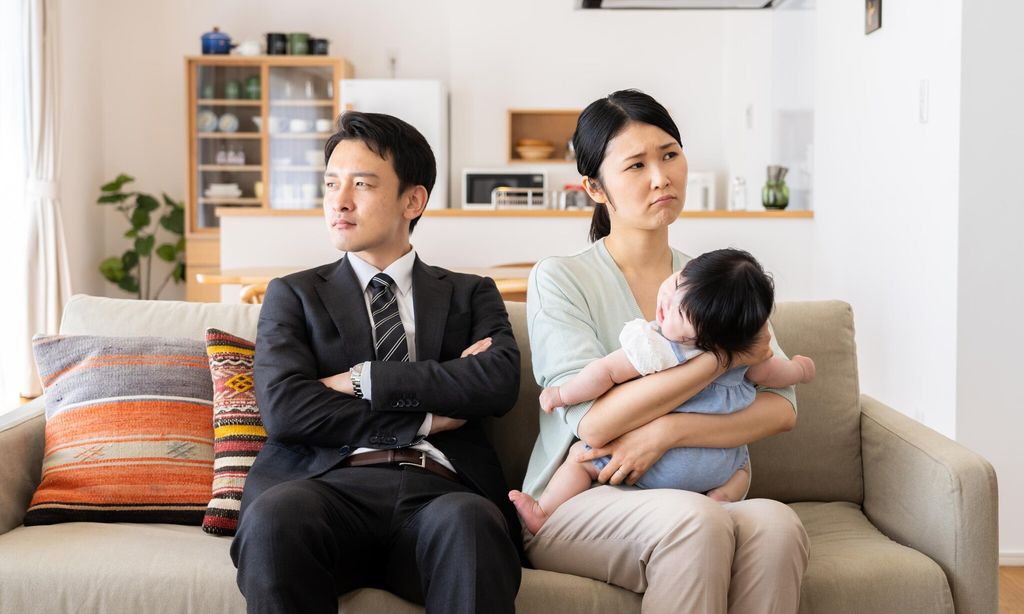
{"left": 462, "top": 168, "right": 547, "bottom": 209}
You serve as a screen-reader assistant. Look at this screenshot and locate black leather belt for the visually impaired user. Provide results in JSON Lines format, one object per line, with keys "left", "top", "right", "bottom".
{"left": 340, "top": 449, "right": 459, "bottom": 483}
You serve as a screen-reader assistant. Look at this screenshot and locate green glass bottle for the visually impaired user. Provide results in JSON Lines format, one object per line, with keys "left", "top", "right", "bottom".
{"left": 762, "top": 165, "right": 790, "bottom": 210}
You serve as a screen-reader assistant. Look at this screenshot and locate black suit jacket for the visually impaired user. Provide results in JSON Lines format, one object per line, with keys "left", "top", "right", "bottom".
{"left": 242, "top": 254, "right": 523, "bottom": 554}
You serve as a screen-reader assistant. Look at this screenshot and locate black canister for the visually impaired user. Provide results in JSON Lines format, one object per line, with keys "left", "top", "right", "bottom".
{"left": 266, "top": 32, "right": 287, "bottom": 55}
{"left": 310, "top": 38, "right": 329, "bottom": 55}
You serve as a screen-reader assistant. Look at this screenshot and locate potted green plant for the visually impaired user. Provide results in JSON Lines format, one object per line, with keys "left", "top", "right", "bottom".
{"left": 96, "top": 174, "right": 186, "bottom": 299}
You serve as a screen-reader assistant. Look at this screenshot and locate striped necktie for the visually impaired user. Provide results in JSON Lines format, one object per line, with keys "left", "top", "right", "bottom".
{"left": 368, "top": 273, "right": 409, "bottom": 362}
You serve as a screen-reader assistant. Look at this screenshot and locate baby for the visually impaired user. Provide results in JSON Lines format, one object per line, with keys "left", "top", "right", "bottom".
{"left": 510, "top": 248, "right": 815, "bottom": 535}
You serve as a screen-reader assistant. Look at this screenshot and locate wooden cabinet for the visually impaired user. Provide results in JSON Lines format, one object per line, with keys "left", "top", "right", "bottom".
{"left": 507, "top": 109, "right": 581, "bottom": 164}
{"left": 184, "top": 55, "right": 353, "bottom": 300}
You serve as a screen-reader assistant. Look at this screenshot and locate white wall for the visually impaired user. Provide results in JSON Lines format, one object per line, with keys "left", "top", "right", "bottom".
{"left": 813, "top": 0, "right": 962, "bottom": 437}
{"left": 956, "top": 1, "right": 1024, "bottom": 564}
{"left": 57, "top": 0, "right": 106, "bottom": 298}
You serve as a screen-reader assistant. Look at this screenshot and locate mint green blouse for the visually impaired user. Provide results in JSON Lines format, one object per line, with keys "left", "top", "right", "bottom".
{"left": 521, "top": 238, "right": 797, "bottom": 499}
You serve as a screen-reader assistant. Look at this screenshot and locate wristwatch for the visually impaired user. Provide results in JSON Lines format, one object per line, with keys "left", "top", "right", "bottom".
{"left": 350, "top": 362, "right": 365, "bottom": 399}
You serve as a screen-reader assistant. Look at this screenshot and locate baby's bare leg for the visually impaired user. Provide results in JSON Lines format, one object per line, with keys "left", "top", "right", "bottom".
{"left": 706, "top": 463, "right": 751, "bottom": 503}
{"left": 509, "top": 441, "right": 598, "bottom": 534}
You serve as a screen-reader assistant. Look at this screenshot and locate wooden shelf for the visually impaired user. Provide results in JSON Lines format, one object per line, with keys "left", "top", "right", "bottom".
{"left": 197, "top": 99, "right": 261, "bottom": 106}
{"left": 270, "top": 132, "right": 332, "bottom": 139}
{"left": 198, "top": 197, "right": 261, "bottom": 205}
{"left": 271, "top": 165, "right": 326, "bottom": 172}
{"left": 197, "top": 132, "right": 263, "bottom": 139}
{"left": 216, "top": 207, "right": 814, "bottom": 219}
{"left": 508, "top": 109, "right": 581, "bottom": 163}
{"left": 198, "top": 164, "right": 262, "bottom": 172}
{"left": 271, "top": 100, "right": 334, "bottom": 107}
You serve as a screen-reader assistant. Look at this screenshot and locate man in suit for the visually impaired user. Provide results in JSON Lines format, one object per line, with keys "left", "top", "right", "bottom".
{"left": 231, "top": 111, "right": 523, "bottom": 614}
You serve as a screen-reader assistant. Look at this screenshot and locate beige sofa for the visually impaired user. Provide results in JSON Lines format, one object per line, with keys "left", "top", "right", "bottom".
{"left": 0, "top": 295, "right": 998, "bottom": 613}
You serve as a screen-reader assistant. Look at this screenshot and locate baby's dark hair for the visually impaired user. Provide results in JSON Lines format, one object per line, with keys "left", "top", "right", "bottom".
{"left": 678, "top": 248, "right": 775, "bottom": 367}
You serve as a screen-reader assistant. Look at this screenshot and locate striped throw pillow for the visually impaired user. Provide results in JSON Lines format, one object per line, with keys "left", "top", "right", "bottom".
{"left": 26, "top": 335, "right": 215, "bottom": 525}
{"left": 202, "top": 329, "right": 266, "bottom": 536}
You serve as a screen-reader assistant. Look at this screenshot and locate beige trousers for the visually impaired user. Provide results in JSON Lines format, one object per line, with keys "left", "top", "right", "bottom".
{"left": 525, "top": 486, "right": 810, "bottom": 614}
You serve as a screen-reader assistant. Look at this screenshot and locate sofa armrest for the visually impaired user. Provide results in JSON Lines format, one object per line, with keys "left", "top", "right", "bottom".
{"left": 0, "top": 397, "right": 45, "bottom": 536}
{"left": 860, "top": 394, "right": 997, "bottom": 614}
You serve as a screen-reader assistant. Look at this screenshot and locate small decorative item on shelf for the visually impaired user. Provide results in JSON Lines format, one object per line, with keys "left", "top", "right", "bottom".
{"left": 266, "top": 33, "right": 287, "bottom": 55}
{"left": 762, "top": 165, "right": 790, "bottom": 210}
{"left": 235, "top": 40, "right": 261, "bottom": 56}
{"left": 200, "top": 83, "right": 214, "bottom": 99}
{"left": 311, "top": 38, "right": 329, "bottom": 55}
{"left": 729, "top": 176, "right": 748, "bottom": 211}
{"left": 201, "top": 27, "right": 233, "bottom": 55}
{"left": 217, "top": 112, "right": 239, "bottom": 133}
{"left": 245, "top": 76, "right": 260, "bottom": 100}
{"left": 516, "top": 138, "right": 554, "bottom": 161}
{"left": 224, "top": 80, "right": 241, "bottom": 100}
{"left": 197, "top": 110, "right": 218, "bottom": 133}
{"left": 288, "top": 32, "right": 310, "bottom": 55}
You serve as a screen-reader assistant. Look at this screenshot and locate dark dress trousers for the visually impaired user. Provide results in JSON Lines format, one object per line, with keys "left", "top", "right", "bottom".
{"left": 231, "top": 255, "right": 523, "bottom": 614}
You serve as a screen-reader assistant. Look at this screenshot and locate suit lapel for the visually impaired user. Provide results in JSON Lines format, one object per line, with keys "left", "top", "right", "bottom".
{"left": 314, "top": 256, "right": 375, "bottom": 362}
{"left": 412, "top": 256, "right": 451, "bottom": 361}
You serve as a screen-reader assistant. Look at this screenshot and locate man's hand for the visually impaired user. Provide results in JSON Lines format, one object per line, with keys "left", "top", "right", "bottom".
{"left": 461, "top": 337, "right": 492, "bottom": 358}
{"left": 320, "top": 371, "right": 353, "bottom": 395}
{"left": 430, "top": 415, "right": 466, "bottom": 434}
{"left": 731, "top": 323, "right": 774, "bottom": 368}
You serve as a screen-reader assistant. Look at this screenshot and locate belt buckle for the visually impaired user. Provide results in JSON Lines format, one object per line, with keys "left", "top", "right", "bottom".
{"left": 398, "top": 451, "right": 427, "bottom": 470}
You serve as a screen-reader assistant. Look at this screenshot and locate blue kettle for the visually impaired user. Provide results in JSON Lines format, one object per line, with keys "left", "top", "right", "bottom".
{"left": 201, "top": 27, "right": 233, "bottom": 55}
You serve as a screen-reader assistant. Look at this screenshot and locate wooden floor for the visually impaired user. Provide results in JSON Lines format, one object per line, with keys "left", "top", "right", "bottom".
{"left": 1003, "top": 567, "right": 1024, "bottom": 613}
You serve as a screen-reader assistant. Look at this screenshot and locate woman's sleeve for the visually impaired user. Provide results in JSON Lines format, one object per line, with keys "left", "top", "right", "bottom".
{"left": 527, "top": 260, "right": 609, "bottom": 438}
{"left": 758, "top": 320, "right": 799, "bottom": 414}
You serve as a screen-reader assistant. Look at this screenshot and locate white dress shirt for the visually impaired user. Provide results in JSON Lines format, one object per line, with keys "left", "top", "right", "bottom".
{"left": 345, "top": 249, "right": 455, "bottom": 473}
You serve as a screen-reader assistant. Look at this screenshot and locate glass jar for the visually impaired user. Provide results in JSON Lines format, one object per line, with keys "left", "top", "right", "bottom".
{"left": 762, "top": 165, "right": 790, "bottom": 210}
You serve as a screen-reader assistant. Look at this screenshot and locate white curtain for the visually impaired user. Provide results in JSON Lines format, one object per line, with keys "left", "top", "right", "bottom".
{"left": 20, "top": 0, "right": 72, "bottom": 397}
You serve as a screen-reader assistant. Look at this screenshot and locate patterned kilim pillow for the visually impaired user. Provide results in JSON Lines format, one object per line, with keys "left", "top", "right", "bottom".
{"left": 26, "top": 335, "right": 215, "bottom": 525}
{"left": 202, "top": 328, "right": 266, "bottom": 536}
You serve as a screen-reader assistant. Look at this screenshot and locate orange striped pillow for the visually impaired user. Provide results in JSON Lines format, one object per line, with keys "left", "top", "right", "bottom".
{"left": 26, "top": 335, "right": 215, "bottom": 525}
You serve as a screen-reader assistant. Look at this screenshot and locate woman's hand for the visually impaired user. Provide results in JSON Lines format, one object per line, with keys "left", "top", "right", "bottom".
{"left": 731, "top": 323, "right": 774, "bottom": 368}
{"left": 576, "top": 417, "right": 672, "bottom": 486}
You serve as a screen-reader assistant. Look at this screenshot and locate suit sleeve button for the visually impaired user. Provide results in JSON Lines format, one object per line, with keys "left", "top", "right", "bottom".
{"left": 412, "top": 400, "right": 420, "bottom": 407}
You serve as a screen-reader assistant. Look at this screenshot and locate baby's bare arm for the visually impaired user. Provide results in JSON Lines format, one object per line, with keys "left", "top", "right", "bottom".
{"left": 557, "top": 349, "right": 642, "bottom": 407}
{"left": 746, "top": 354, "right": 815, "bottom": 388}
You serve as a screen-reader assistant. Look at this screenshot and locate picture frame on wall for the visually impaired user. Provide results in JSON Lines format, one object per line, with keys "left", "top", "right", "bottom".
{"left": 866, "top": 0, "right": 882, "bottom": 34}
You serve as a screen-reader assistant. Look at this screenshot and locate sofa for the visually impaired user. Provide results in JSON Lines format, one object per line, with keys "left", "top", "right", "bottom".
{"left": 0, "top": 295, "right": 998, "bottom": 613}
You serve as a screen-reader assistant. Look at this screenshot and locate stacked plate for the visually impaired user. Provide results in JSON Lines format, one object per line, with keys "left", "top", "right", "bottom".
{"left": 204, "top": 183, "right": 242, "bottom": 199}
{"left": 515, "top": 138, "right": 554, "bottom": 161}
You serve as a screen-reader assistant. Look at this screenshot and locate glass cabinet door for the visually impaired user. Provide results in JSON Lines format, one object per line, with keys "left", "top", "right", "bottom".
{"left": 267, "top": 65, "right": 336, "bottom": 210}
{"left": 193, "top": 64, "right": 264, "bottom": 231}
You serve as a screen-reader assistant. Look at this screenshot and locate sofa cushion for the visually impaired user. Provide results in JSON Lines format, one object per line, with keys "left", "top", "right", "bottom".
{"left": 0, "top": 523, "right": 640, "bottom": 614}
{"left": 791, "top": 501, "right": 954, "bottom": 614}
{"left": 202, "top": 329, "right": 266, "bottom": 536}
{"left": 25, "top": 335, "right": 215, "bottom": 525}
{"left": 748, "top": 301, "right": 865, "bottom": 504}
{"left": 60, "top": 295, "right": 262, "bottom": 342}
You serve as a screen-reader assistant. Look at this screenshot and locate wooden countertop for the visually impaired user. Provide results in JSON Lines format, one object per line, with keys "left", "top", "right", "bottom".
{"left": 196, "top": 266, "right": 535, "bottom": 285}
{"left": 215, "top": 208, "right": 814, "bottom": 219}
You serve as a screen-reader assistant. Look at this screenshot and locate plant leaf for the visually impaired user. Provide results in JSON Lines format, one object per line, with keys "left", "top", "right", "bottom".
{"left": 97, "top": 193, "right": 131, "bottom": 204}
{"left": 99, "top": 257, "right": 124, "bottom": 282}
{"left": 117, "top": 274, "right": 139, "bottom": 293}
{"left": 100, "top": 174, "right": 134, "bottom": 193}
{"left": 156, "top": 244, "right": 176, "bottom": 262}
{"left": 135, "top": 235, "right": 155, "bottom": 256}
{"left": 122, "top": 250, "right": 138, "bottom": 270}
{"left": 131, "top": 207, "right": 151, "bottom": 229}
{"left": 137, "top": 193, "right": 160, "bottom": 212}
{"left": 173, "top": 262, "right": 186, "bottom": 283}
{"left": 124, "top": 229, "right": 138, "bottom": 238}
{"left": 175, "top": 237, "right": 185, "bottom": 251}
{"left": 162, "top": 192, "right": 182, "bottom": 209}
{"left": 160, "top": 207, "right": 184, "bottom": 235}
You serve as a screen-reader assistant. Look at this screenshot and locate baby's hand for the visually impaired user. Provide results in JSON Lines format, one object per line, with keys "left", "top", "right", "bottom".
{"left": 793, "top": 355, "right": 816, "bottom": 383}
{"left": 539, "top": 386, "right": 564, "bottom": 414}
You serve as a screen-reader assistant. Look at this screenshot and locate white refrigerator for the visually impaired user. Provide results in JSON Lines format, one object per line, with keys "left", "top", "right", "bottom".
{"left": 339, "top": 79, "right": 449, "bottom": 209}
